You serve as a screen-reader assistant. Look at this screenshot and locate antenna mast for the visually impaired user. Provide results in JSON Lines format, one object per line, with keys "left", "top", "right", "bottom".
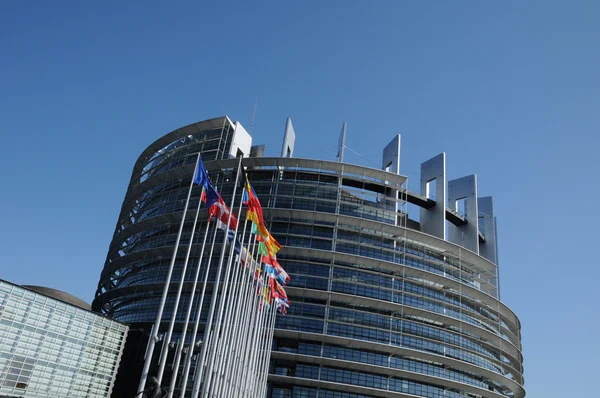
{"left": 249, "top": 96, "right": 258, "bottom": 135}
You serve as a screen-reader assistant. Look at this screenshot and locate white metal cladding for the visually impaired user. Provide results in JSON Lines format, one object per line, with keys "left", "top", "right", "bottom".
{"left": 478, "top": 196, "right": 499, "bottom": 265}
{"left": 420, "top": 153, "right": 447, "bottom": 240}
{"left": 448, "top": 174, "right": 479, "bottom": 254}
{"left": 281, "top": 117, "right": 296, "bottom": 158}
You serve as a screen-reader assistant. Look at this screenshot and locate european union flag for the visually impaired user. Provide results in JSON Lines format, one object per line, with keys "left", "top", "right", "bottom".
{"left": 192, "top": 156, "right": 210, "bottom": 188}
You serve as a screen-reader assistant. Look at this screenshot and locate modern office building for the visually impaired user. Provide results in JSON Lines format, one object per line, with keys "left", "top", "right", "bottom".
{"left": 92, "top": 116, "right": 525, "bottom": 397}
{"left": 0, "top": 280, "right": 128, "bottom": 398}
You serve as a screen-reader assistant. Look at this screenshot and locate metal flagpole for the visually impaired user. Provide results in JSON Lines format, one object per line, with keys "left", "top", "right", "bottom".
{"left": 244, "top": 268, "right": 268, "bottom": 397}
{"left": 262, "top": 306, "right": 277, "bottom": 397}
{"left": 245, "top": 239, "right": 264, "bottom": 397}
{"left": 225, "top": 232, "right": 257, "bottom": 398}
{"left": 214, "top": 218, "right": 250, "bottom": 397}
{"left": 178, "top": 220, "right": 220, "bottom": 397}
{"left": 201, "top": 158, "right": 245, "bottom": 397}
{"left": 224, "top": 239, "right": 258, "bottom": 397}
{"left": 247, "top": 288, "right": 267, "bottom": 397}
{"left": 253, "top": 296, "right": 272, "bottom": 397}
{"left": 191, "top": 156, "right": 244, "bottom": 398}
{"left": 166, "top": 218, "right": 211, "bottom": 398}
{"left": 210, "top": 208, "right": 247, "bottom": 397}
{"left": 137, "top": 153, "right": 201, "bottom": 396}
{"left": 251, "top": 293, "right": 267, "bottom": 397}
{"left": 252, "top": 291, "right": 268, "bottom": 397}
{"left": 226, "top": 225, "right": 256, "bottom": 398}
{"left": 238, "top": 236, "right": 262, "bottom": 396}
{"left": 259, "top": 303, "right": 277, "bottom": 397}
{"left": 224, "top": 283, "right": 249, "bottom": 398}
{"left": 257, "top": 307, "right": 272, "bottom": 398}
{"left": 256, "top": 289, "right": 274, "bottom": 397}
{"left": 254, "top": 306, "right": 269, "bottom": 398}
{"left": 156, "top": 186, "right": 205, "bottom": 385}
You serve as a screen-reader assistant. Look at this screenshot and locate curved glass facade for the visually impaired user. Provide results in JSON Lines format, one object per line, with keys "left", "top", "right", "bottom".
{"left": 0, "top": 281, "right": 128, "bottom": 398}
{"left": 93, "top": 117, "right": 525, "bottom": 398}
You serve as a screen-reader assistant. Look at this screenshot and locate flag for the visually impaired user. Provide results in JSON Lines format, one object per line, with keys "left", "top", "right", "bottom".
{"left": 257, "top": 241, "right": 269, "bottom": 257}
{"left": 239, "top": 246, "right": 254, "bottom": 269}
{"left": 270, "top": 279, "right": 288, "bottom": 301}
{"left": 275, "top": 298, "right": 289, "bottom": 314}
{"left": 208, "top": 192, "right": 238, "bottom": 231}
{"left": 233, "top": 236, "right": 243, "bottom": 255}
{"left": 253, "top": 267, "right": 262, "bottom": 281}
{"left": 243, "top": 176, "right": 282, "bottom": 254}
{"left": 255, "top": 274, "right": 264, "bottom": 296}
{"left": 273, "top": 262, "right": 290, "bottom": 285}
{"left": 256, "top": 233, "right": 281, "bottom": 256}
{"left": 261, "top": 285, "right": 271, "bottom": 310}
{"left": 193, "top": 157, "right": 211, "bottom": 202}
{"left": 243, "top": 177, "right": 270, "bottom": 237}
{"left": 262, "top": 255, "right": 290, "bottom": 285}
{"left": 204, "top": 180, "right": 221, "bottom": 209}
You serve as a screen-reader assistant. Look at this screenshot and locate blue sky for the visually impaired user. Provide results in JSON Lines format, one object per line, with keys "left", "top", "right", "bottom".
{"left": 1, "top": 1, "right": 598, "bottom": 396}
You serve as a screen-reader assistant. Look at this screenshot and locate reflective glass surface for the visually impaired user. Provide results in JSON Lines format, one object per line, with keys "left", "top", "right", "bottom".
{"left": 0, "top": 281, "right": 127, "bottom": 398}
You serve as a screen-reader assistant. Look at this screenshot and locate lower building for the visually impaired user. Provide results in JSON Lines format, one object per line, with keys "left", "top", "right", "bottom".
{"left": 0, "top": 280, "right": 128, "bottom": 398}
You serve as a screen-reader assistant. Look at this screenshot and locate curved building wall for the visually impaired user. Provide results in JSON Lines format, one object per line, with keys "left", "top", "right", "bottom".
{"left": 92, "top": 118, "right": 525, "bottom": 398}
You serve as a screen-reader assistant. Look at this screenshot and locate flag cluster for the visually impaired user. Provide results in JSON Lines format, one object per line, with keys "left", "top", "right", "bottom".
{"left": 242, "top": 176, "right": 290, "bottom": 314}
{"left": 194, "top": 158, "right": 291, "bottom": 314}
{"left": 139, "top": 155, "right": 288, "bottom": 398}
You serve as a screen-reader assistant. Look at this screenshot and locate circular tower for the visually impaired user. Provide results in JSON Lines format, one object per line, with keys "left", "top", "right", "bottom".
{"left": 93, "top": 117, "right": 525, "bottom": 398}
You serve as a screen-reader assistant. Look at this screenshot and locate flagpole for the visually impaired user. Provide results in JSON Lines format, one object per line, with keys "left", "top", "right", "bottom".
{"left": 156, "top": 185, "right": 204, "bottom": 385}
{"left": 227, "top": 225, "right": 257, "bottom": 397}
{"left": 137, "top": 153, "right": 201, "bottom": 396}
{"left": 214, "top": 218, "right": 250, "bottom": 397}
{"left": 224, "top": 282, "right": 249, "bottom": 398}
{"left": 254, "top": 296, "right": 271, "bottom": 397}
{"left": 191, "top": 156, "right": 244, "bottom": 398}
{"left": 200, "top": 157, "right": 245, "bottom": 397}
{"left": 244, "top": 261, "right": 268, "bottom": 397}
{"left": 226, "top": 227, "right": 257, "bottom": 398}
{"left": 265, "top": 305, "right": 277, "bottom": 394}
{"left": 210, "top": 217, "right": 246, "bottom": 397}
{"left": 259, "top": 303, "right": 277, "bottom": 397}
{"left": 239, "top": 236, "right": 262, "bottom": 396}
{"left": 248, "top": 285, "right": 267, "bottom": 393}
{"left": 234, "top": 235, "right": 257, "bottom": 398}
{"left": 223, "top": 232, "right": 256, "bottom": 398}
{"left": 178, "top": 220, "right": 220, "bottom": 397}
{"left": 166, "top": 217, "right": 211, "bottom": 398}
{"left": 256, "top": 289, "right": 273, "bottom": 396}
{"left": 249, "top": 292, "right": 266, "bottom": 397}
{"left": 260, "top": 305, "right": 277, "bottom": 397}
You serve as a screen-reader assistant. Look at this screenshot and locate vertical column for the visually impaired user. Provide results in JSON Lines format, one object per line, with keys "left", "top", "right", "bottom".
{"left": 281, "top": 117, "right": 296, "bottom": 158}
{"left": 381, "top": 135, "right": 401, "bottom": 174}
{"left": 382, "top": 135, "right": 401, "bottom": 225}
{"left": 228, "top": 121, "right": 253, "bottom": 158}
{"left": 337, "top": 122, "right": 347, "bottom": 163}
{"left": 478, "top": 196, "right": 498, "bottom": 264}
{"left": 419, "top": 153, "right": 446, "bottom": 239}
{"left": 448, "top": 175, "right": 479, "bottom": 253}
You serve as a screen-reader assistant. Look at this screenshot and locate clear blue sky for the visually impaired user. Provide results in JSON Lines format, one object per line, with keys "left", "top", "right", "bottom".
{"left": 1, "top": 1, "right": 597, "bottom": 396}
